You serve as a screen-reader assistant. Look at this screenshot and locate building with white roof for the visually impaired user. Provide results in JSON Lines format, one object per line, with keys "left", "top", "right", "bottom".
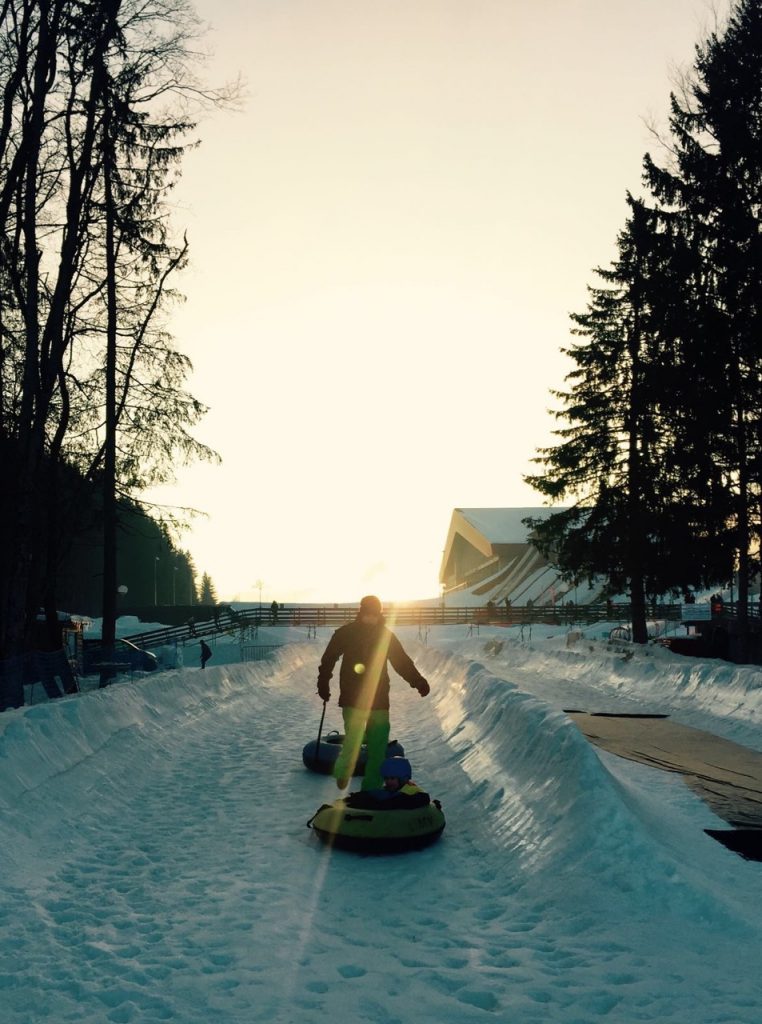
{"left": 439, "top": 508, "right": 604, "bottom": 607}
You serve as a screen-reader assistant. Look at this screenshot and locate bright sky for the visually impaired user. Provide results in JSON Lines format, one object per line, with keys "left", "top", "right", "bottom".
{"left": 151, "top": 0, "right": 725, "bottom": 605}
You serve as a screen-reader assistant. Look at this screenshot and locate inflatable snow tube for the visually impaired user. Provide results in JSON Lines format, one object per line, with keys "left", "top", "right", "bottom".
{"left": 307, "top": 797, "right": 445, "bottom": 854}
{"left": 302, "top": 731, "right": 405, "bottom": 775}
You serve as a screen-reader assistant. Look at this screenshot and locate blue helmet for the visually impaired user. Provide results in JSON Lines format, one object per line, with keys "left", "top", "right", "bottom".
{"left": 381, "top": 756, "right": 412, "bottom": 780}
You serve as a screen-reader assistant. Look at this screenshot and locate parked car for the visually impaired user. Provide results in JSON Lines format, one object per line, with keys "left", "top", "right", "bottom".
{"left": 82, "top": 637, "right": 158, "bottom": 675}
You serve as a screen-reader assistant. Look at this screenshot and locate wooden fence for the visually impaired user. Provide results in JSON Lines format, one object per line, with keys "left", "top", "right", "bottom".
{"left": 121, "top": 602, "right": 689, "bottom": 651}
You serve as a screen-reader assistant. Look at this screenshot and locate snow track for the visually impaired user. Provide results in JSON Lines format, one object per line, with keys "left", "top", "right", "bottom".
{"left": 2, "top": 638, "right": 762, "bottom": 1022}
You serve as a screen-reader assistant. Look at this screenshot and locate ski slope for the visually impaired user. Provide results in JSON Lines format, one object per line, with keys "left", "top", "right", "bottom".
{"left": 2, "top": 627, "right": 762, "bottom": 1023}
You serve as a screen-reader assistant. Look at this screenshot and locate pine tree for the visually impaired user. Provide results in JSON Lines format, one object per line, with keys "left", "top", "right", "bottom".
{"left": 643, "top": 0, "right": 762, "bottom": 655}
{"left": 527, "top": 0, "right": 762, "bottom": 651}
{"left": 0, "top": 0, "right": 229, "bottom": 660}
{"left": 199, "top": 573, "right": 218, "bottom": 606}
{"left": 526, "top": 197, "right": 688, "bottom": 642}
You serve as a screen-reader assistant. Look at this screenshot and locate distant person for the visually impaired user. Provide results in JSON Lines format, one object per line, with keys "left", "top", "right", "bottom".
{"left": 316, "top": 595, "right": 430, "bottom": 791}
{"left": 187, "top": 615, "right": 197, "bottom": 638}
{"left": 270, "top": 600, "right": 279, "bottom": 623}
{"left": 200, "top": 640, "right": 212, "bottom": 669}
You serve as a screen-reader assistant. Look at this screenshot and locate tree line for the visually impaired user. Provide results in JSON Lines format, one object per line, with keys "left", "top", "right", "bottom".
{"left": 526, "top": 0, "right": 762, "bottom": 658}
{"left": 0, "top": 0, "right": 228, "bottom": 662}
{"left": 45, "top": 471, "right": 200, "bottom": 621}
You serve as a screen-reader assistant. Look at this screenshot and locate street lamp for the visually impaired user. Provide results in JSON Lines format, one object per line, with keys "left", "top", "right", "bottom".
{"left": 254, "top": 579, "right": 264, "bottom": 609}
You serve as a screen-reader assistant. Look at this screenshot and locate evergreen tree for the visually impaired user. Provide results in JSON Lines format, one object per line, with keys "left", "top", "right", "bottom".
{"left": 526, "top": 198, "right": 690, "bottom": 642}
{"left": 198, "top": 573, "right": 217, "bottom": 605}
{"left": 527, "top": 0, "right": 761, "bottom": 652}
{"left": 0, "top": 0, "right": 229, "bottom": 658}
{"left": 643, "top": 0, "right": 762, "bottom": 654}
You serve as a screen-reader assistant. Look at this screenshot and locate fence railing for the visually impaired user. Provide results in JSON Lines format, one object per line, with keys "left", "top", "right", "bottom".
{"left": 240, "top": 644, "right": 284, "bottom": 663}
{"left": 117, "top": 602, "right": 691, "bottom": 651}
{"left": 0, "top": 649, "right": 79, "bottom": 712}
{"left": 3, "top": 601, "right": 758, "bottom": 712}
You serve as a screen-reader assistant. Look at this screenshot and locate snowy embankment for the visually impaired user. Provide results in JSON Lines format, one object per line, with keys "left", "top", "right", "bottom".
{"left": 2, "top": 631, "right": 762, "bottom": 1023}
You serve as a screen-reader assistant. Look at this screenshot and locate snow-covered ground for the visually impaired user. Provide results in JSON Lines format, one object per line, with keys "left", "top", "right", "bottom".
{"left": 3, "top": 621, "right": 762, "bottom": 1023}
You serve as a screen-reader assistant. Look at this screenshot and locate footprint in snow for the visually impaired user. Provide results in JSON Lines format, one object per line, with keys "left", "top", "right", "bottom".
{"left": 337, "top": 964, "right": 366, "bottom": 978}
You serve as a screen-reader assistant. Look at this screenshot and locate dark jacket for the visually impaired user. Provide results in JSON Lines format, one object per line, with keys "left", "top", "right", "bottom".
{"left": 317, "top": 618, "right": 426, "bottom": 710}
{"left": 346, "top": 783, "right": 430, "bottom": 810}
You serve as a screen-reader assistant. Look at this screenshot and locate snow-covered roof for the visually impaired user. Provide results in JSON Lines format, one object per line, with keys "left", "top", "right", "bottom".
{"left": 440, "top": 507, "right": 565, "bottom": 583}
{"left": 456, "top": 508, "right": 560, "bottom": 545}
{"left": 439, "top": 505, "right": 606, "bottom": 606}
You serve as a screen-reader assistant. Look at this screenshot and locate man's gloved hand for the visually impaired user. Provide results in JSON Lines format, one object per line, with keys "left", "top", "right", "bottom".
{"left": 317, "top": 679, "right": 330, "bottom": 702}
{"left": 415, "top": 678, "right": 430, "bottom": 697}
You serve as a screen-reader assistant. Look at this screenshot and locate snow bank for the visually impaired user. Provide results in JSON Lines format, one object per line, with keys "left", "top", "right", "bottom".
{"left": 419, "top": 646, "right": 760, "bottom": 933}
{"left": 3, "top": 636, "right": 762, "bottom": 1024}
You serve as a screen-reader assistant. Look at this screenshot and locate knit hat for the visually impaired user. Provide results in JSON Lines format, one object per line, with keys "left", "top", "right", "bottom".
{"left": 380, "top": 756, "right": 412, "bottom": 780}
{"left": 359, "top": 595, "right": 382, "bottom": 616}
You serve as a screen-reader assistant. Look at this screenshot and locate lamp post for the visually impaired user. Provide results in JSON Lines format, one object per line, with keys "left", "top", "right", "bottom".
{"left": 254, "top": 579, "right": 264, "bottom": 624}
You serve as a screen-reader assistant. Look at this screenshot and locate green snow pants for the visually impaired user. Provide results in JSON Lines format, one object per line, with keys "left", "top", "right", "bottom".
{"left": 334, "top": 707, "right": 390, "bottom": 791}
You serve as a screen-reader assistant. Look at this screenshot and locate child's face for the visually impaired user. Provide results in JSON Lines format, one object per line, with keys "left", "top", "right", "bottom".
{"left": 383, "top": 776, "right": 403, "bottom": 791}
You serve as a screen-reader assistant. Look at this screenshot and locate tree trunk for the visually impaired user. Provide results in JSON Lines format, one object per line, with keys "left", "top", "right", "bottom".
{"left": 629, "top": 572, "right": 648, "bottom": 645}
{"left": 99, "top": 96, "right": 119, "bottom": 688}
{"left": 626, "top": 225, "right": 649, "bottom": 646}
{"left": 1, "top": 0, "right": 55, "bottom": 657}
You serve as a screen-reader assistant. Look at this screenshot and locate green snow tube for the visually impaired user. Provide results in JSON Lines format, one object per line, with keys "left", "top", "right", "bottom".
{"left": 307, "top": 797, "right": 445, "bottom": 854}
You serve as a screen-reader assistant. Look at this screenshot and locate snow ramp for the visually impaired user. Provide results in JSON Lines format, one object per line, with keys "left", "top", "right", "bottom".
{"left": 419, "top": 647, "right": 762, "bottom": 911}
{"left": 1, "top": 642, "right": 762, "bottom": 1024}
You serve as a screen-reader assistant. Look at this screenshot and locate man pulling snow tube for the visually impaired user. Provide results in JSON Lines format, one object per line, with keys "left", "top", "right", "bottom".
{"left": 302, "top": 730, "right": 405, "bottom": 776}
{"left": 306, "top": 756, "right": 445, "bottom": 853}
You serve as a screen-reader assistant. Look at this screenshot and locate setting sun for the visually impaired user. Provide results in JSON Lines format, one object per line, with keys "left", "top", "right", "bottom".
{"left": 148, "top": 0, "right": 717, "bottom": 604}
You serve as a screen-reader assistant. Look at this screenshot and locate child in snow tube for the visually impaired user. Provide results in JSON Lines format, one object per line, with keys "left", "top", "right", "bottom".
{"left": 307, "top": 755, "right": 445, "bottom": 852}
{"left": 344, "top": 756, "right": 430, "bottom": 810}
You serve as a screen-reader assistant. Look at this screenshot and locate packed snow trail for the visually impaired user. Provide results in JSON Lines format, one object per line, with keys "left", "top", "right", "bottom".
{"left": 2, "top": 636, "right": 762, "bottom": 1023}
